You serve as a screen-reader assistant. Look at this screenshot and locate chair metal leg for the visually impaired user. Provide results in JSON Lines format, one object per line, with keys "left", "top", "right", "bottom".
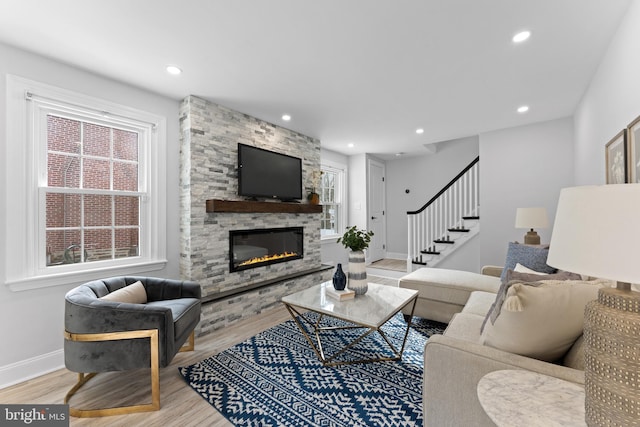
{"left": 63, "top": 329, "right": 160, "bottom": 417}
{"left": 179, "top": 330, "right": 195, "bottom": 353}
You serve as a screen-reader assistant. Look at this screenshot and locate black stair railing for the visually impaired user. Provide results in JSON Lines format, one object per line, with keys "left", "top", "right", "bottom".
{"left": 407, "top": 156, "right": 479, "bottom": 215}
{"left": 406, "top": 156, "right": 480, "bottom": 269}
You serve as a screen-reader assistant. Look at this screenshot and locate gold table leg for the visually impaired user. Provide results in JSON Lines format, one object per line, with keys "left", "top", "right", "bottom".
{"left": 283, "top": 295, "right": 418, "bottom": 366}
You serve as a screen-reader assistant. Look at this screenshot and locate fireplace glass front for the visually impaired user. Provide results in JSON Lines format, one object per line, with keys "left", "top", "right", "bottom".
{"left": 229, "top": 227, "right": 303, "bottom": 272}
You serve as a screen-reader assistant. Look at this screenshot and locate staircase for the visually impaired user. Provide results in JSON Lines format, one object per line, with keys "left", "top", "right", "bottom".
{"left": 406, "top": 157, "right": 480, "bottom": 271}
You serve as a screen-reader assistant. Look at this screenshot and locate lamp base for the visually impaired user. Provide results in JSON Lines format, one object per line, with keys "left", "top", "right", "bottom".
{"left": 523, "top": 229, "right": 540, "bottom": 245}
{"left": 584, "top": 285, "right": 640, "bottom": 426}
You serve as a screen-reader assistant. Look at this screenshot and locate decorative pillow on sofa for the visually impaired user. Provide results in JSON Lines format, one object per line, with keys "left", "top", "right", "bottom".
{"left": 99, "top": 280, "right": 147, "bottom": 304}
{"left": 480, "top": 269, "right": 583, "bottom": 332}
{"left": 506, "top": 269, "right": 581, "bottom": 284}
{"left": 514, "top": 263, "right": 547, "bottom": 275}
{"left": 480, "top": 279, "right": 609, "bottom": 362}
{"left": 514, "top": 262, "right": 586, "bottom": 281}
{"left": 500, "top": 242, "right": 556, "bottom": 282}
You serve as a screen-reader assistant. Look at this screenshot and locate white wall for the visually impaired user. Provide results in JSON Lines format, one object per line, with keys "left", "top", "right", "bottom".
{"left": 574, "top": 0, "right": 640, "bottom": 185}
{"left": 385, "top": 136, "right": 479, "bottom": 257}
{"left": 479, "top": 117, "right": 574, "bottom": 267}
{"left": 436, "top": 234, "right": 481, "bottom": 273}
{"left": 0, "top": 42, "right": 180, "bottom": 388}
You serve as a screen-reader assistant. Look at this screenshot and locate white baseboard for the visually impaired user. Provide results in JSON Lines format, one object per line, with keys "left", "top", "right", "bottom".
{"left": 0, "top": 350, "right": 64, "bottom": 390}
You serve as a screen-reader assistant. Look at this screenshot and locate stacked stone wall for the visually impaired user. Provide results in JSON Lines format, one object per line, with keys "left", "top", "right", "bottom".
{"left": 179, "top": 96, "right": 330, "bottom": 334}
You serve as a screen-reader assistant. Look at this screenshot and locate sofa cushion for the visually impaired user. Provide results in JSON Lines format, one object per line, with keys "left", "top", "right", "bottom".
{"left": 481, "top": 279, "right": 608, "bottom": 362}
{"left": 445, "top": 291, "right": 506, "bottom": 344}
{"left": 500, "top": 242, "right": 556, "bottom": 282}
{"left": 563, "top": 334, "right": 586, "bottom": 370}
{"left": 399, "top": 268, "right": 501, "bottom": 306}
{"left": 99, "top": 280, "right": 147, "bottom": 304}
{"left": 461, "top": 291, "right": 497, "bottom": 317}
{"left": 444, "top": 312, "right": 484, "bottom": 344}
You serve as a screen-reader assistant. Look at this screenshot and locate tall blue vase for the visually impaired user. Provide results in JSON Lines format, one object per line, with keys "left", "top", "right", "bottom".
{"left": 332, "top": 263, "right": 347, "bottom": 290}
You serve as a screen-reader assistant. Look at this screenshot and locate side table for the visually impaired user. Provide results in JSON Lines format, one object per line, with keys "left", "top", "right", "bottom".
{"left": 477, "top": 370, "right": 586, "bottom": 427}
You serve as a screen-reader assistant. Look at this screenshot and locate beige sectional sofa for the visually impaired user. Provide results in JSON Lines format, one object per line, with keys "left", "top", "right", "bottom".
{"left": 400, "top": 267, "right": 587, "bottom": 427}
{"left": 399, "top": 266, "right": 502, "bottom": 323}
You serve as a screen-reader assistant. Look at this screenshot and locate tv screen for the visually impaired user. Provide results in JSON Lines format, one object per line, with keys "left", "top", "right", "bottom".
{"left": 238, "top": 143, "right": 303, "bottom": 201}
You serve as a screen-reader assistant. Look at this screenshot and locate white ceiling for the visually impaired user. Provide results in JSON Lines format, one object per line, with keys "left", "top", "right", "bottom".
{"left": 0, "top": 0, "right": 631, "bottom": 158}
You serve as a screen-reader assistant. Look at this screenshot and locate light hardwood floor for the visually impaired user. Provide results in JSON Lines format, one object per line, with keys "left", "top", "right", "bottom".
{"left": 369, "top": 258, "right": 406, "bottom": 272}
{"left": 0, "top": 276, "right": 398, "bottom": 427}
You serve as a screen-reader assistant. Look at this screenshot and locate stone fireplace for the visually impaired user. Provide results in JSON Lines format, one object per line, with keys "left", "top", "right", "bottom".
{"left": 229, "top": 226, "right": 304, "bottom": 272}
{"left": 179, "top": 96, "right": 332, "bottom": 336}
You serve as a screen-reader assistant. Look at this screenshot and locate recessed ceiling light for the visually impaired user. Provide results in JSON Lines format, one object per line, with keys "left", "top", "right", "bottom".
{"left": 512, "top": 31, "right": 531, "bottom": 43}
{"left": 282, "top": 114, "right": 291, "bottom": 121}
{"left": 166, "top": 65, "right": 182, "bottom": 75}
{"left": 416, "top": 128, "right": 424, "bottom": 134}
{"left": 347, "top": 143, "right": 355, "bottom": 148}
{"left": 517, "top": 105, "right": 530, "bottom": 113}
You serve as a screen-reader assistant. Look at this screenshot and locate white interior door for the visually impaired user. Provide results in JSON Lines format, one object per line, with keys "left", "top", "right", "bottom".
{"left": 367, "top": 159, "right": 385, "bottom": 263}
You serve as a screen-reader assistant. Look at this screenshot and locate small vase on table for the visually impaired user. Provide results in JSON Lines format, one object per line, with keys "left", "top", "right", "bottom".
{"left": 332, "top": 263, "right": 347, "bottom": 290}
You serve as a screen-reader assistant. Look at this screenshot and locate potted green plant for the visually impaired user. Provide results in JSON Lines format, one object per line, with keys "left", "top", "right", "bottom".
{"left": 337, "top": 226, "right": 374, "bottom": 251}
{"left": 337, "top": 226, "right": 374, "bottom": 295}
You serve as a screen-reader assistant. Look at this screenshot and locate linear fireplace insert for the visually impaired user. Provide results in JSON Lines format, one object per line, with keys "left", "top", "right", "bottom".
{"left": 229, "top": 227, "right": 304, "bottom": 272}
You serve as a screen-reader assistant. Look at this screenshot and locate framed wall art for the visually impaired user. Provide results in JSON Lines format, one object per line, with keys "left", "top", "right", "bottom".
{"left": 605, "top": 129, "right": 627, "bottom": 184}
{"left": 627, "top": 115, "right": 640, "bottom": 183}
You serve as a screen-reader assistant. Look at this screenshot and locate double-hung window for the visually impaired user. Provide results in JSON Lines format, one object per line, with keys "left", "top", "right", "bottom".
{"left": 319, "top": 163, "right": 346, "bottom": 238}
{"left": 45, "top": 115, "right": 141, "bottom": 265}
{"left": 5, "top": 76, "right": 167, "bottom": 290}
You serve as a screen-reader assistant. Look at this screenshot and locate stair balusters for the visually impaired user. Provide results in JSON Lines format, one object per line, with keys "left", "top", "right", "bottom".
{"left": 407, "top": 157, "right": 480, "bottom": 271}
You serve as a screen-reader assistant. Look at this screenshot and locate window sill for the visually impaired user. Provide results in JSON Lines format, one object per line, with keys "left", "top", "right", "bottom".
{"left": 321, "top": 235, "right": 341, "bottom": 242}
{"left": 5, "top": 259, "right": 168, "bottom": 292}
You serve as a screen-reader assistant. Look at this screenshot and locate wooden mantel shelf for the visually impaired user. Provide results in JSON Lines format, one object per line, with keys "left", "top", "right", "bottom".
{"left": 206, "top": 199, "right": 322, "bottom": 214}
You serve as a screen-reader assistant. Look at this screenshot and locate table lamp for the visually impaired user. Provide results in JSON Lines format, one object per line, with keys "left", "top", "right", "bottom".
{"left": 515, "top": 207, "right": 549, "bottom": 245}
{"left": 547, "top": 184, "right": 640, "bottom": 426}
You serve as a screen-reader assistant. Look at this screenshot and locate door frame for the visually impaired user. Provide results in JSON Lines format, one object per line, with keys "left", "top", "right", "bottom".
{"left": 367, "top": 157, "right": 386, "bottom": 263}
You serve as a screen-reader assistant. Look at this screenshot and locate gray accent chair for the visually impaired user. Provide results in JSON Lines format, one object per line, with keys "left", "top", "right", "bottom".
{"left": 64, "top": 276, "right": 201, "bottom": 417}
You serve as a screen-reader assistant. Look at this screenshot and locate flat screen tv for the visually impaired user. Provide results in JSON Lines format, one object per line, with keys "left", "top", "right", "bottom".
{"left": 238, "top": 143, "right": 303, "bottom": 201}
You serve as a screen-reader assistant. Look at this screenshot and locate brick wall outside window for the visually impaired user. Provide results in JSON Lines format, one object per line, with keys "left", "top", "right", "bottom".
{"left": 45, "top": 115, "right": 139, "bottom": 264}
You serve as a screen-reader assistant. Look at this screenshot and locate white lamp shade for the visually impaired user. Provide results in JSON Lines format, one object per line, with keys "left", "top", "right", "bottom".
{"left": 514, "top": 207, "right": 549, "bottom": 229}
{"left": 547, "top": 184, "right": 640, "bottom": 284}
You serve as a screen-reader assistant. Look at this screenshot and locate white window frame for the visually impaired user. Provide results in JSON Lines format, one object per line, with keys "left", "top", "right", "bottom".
{"left": 4, "top": 75, "right": 167, "bottom": 291}
{"left": 320, "top": 160, "right": 346, "bottom": 240}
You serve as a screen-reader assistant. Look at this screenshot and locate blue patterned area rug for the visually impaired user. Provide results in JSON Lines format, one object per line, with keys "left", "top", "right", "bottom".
{"left": 179, "top": 313, "right": 446, "bottom": 427}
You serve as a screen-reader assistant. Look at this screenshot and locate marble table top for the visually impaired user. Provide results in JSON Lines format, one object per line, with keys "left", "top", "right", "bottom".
{"left": 477, "top": 370, "right": 586, "bottom": 427}
{"left": 281, "top": 281, "right": 417, "bottom": 328}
